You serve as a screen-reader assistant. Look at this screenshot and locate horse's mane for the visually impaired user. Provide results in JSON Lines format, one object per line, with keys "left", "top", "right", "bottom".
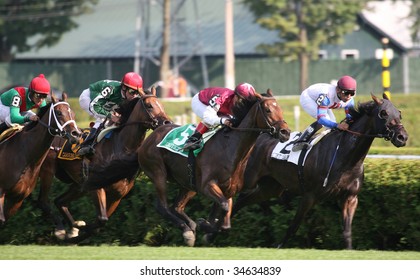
{"left": 348, "top": 100, "right": 376, "bottom": 121}
{"left": 230, "top": 93, "right": 261, "bottom": 125}
{"left": 24, "top": 102, "right": 52, "bottom": 131}
{"left": 115, "top": 96, "right": 140, "bottom": 125}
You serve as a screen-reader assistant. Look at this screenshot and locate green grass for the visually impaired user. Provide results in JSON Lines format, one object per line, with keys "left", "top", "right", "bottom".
{"left": 1, "top": 245, "right": 419, "bottom": 260}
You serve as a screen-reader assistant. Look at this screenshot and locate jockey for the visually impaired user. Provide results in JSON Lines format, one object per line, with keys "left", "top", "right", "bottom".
{"left": 77, "top": 72, "right": 143, "bottom": 156}
{"left": 183, "top": 82, "right": 257, "bottom": 150}
{"left": 292, "top": 75, "right": 356, "bottom": 151}
{"left": 0, "top": 74, "right": 50, "bottom": 135}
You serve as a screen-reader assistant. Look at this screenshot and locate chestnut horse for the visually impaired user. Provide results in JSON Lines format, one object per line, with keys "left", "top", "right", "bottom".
{"left": 0, "top": 93, "right": 80, "bottom": 224}
{"left": 37, "top": 88, "right": 171, "bottom": 242}
{"left": 137, "top": 90, "right": 290, "bottom": 246}
{"left": 232, "top": 94, "right": 408, "bottom": 249}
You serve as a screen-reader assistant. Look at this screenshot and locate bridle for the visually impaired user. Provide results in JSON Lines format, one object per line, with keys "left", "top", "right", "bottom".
{"left": 346, "top": 103, "right": 404, "bottom": 141}
{"left": 118, "top": 94, "right": 170, "bottom": 130}
{"left": 38, "top": 101, "right": 78, "bottom": 137}
{"left": 227, "top": 97, "right": 287, "bottom": 137}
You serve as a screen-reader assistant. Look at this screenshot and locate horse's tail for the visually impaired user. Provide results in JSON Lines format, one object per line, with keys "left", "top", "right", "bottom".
{"left": 83, "top": 153, "right": 140, "bottom": 190}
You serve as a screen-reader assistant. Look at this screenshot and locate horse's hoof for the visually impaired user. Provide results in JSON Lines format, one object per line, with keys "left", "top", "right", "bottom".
{"left": 183, "top": 231, "right": 196, "bottom": 247}
{"left": 98, "top": 216, "right": 108, "bottom": 223}
{"left": 66, "top": 227, "right": 80, "bottom": 239}
{"left": 54, "top": 229, "right": 66, "bottom": 240}
{"left": 202, "top": 233, "right": 215, "bottom": 245}
{"left": 197, "top": 218, "right": 214, "bottom": 233}
{"left": 73, "top": 220, "right": 86, "bottom": 228}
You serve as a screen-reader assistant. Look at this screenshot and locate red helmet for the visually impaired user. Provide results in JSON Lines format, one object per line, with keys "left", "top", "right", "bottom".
{"left": 121, "top": 72, "right": 143, "bottom": 90}
{"left": 29, "top": 74, "right": 51, "bottom": 94}
{"left": 337, "top": 75, "right": 357, "bottom": 91}
{"left": 234, "top": 83, "right": 256, "bottom": 99}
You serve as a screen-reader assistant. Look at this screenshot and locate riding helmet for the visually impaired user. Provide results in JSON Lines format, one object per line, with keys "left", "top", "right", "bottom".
{"left": 121, "top": 72, "right": 143, "bottom": 90}
{"left": 29, "top": 74, "right": 51, "bottom": 94}
{"left": 235, "top": 83, "right": 256, "bottom": 99}
{"left": 337, "top": 75, "right": 357, "bottom": 91}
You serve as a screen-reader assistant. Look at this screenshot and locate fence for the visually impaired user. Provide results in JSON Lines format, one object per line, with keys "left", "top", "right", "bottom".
{"left": 1, "top": 56, "right": 419, "bottom": 97}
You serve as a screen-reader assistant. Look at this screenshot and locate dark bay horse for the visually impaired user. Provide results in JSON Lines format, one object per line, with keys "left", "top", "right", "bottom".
{"left": 232, "top": 93, "right": 408, "bottom": 249}
{"left": 37, "top": 88, "right": 172, "bottom": 241}
{"left": 137, "top": 90, "right": 291, "bottom": 246}
{"left": 0, "top": 93, "right": 81, "bottom": 224}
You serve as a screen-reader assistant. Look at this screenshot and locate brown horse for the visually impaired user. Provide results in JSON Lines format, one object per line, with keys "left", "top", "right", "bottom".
{"left": 137, "top": 90, "right": 291, "bottom": 246}
{"left": 0, "top": 93, "right": 81, "bottom": 224}
{"left": 37, "top": 88, "right": 172, "bottom": 241}
{"left": 232, "top": 93, "right": 408, "bottom": 249}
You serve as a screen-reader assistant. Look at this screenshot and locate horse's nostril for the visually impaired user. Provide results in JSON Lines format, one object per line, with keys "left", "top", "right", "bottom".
{"left": 397, "top": 134, "right": 407, "bottom": 142}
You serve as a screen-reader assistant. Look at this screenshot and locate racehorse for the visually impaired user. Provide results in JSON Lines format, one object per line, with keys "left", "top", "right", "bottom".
{"left": 232, "top": 93, "right": 408, "bottom": 249}
{"left": 137, "top": 90, "right": 291, "bottom": 246}
{"left": 0, "top": 93, "right": 81, "bottom": 224}
{"left": 37, "top": 88, "right": 172, "bottom": 242}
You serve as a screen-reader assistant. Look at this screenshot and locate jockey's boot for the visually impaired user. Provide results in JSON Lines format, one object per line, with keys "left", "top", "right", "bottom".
{"left": 77, "top": 127, "right": 98, "bottom": 156}
{"left": 292, "top": 121, "right": 322, "bottom": 152}
{"left": 183, "top": 122, "right": 208, "bottom": 151}
{"left": 0, "top": 122, "right": 9, "bottom": 135}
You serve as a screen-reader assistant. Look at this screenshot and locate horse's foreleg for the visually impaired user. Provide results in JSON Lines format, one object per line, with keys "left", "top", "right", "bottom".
{"left": 342, "top": 195, "right": 358, "bottom": 250}
{"left": 105, "top": 180, "right": 136, "bottom": 218}
{"left": 153, "top": 177, "right": 196, "bottom": 246}
{"left": 280, "top": 193, "right": 316, "bottom": 248}
{"left": 92, "top": 188, "right": 108, "bottom": 223}
{"left": 0, "top": 188, "right": 5, "bottom": 224}
{"left": 173, "top": 189, "right": 197, "bottom": 233}
{"left": 54, "top": 184, "right": 86, "bottom": 229}
{"left": 38, "top": 169, "right": 66, "bottom": 234}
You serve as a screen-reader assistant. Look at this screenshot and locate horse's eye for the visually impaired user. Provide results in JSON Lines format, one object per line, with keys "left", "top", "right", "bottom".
{"left": 55, "top": 110, "right": 62, "bottom": 116}
{"left": 379, "top": 110, "right": 388, "bottom": 119}
{"left": 146, "top": 104, "right": 153, "bottom": 109}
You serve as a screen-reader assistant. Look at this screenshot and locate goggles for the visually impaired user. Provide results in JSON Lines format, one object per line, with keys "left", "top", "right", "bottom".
{"left": 125, "top": 87, "right": 139, "bottom": 96}
{"left": 33, "top": 92, "right": 48, "bottom": 99}
{"left": 340, "top": 89, "right": 355, "bottom": 96}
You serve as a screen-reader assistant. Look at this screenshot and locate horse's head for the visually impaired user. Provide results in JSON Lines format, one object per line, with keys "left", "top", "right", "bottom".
{"left": 255, "top": 89, "right": 291, "bottom": 142}
{"left": 47, "top": 92, "right": 81, "bottom": 144}
{"left": 119, "top": 87, "right": 172, "bottom": 130}
{"left": 371, "top": 93, "right": 408, "bottom": 147}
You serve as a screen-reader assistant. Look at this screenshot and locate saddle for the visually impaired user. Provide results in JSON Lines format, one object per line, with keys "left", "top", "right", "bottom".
{"left": 0, "top": 124, "right": 24, "bottom": 143}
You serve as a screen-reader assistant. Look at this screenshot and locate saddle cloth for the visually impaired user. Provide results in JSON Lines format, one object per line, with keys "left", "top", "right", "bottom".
{"left": 271, "top": 130, "right": 330, "bottom": 165}
{"left": 157, "top": 124, "right": 218, "bottom": 158}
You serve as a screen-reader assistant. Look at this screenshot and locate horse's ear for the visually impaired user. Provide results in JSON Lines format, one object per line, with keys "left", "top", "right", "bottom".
{"left": 138, "top": 87, "right": 146, "bottom": 97}
{"left": 61, "top": 92, "right": 68, "bottom": 101}
{"left": 266, "top": 89, "right": 273, "bottom": 97}
{"left": 371, "top": 93, "right": 383, "bottom": 105}
{"left": 50, "top": 91, "right": 57, "bottom": 103}
{"left": 255, "top": 92, "right": 263, "bottom": 99}
{"left": 150, "top": 86, "right": 157, "bottom": 96}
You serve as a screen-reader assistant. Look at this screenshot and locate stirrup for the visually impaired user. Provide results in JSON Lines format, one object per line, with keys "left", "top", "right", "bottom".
{"left": 291, "top": 142, "right": 312, "bottom": 152}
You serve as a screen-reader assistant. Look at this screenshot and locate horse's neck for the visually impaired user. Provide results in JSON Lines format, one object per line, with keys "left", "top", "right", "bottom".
{"left": 340, "top": 115, "right": 376, "bottom": 165}
{"left": 115, "top": 123, "right": 148, "bottom": 151}
{"left": 227, "top": 106, "right": 260, "bottom": 166}
{"left": 21, "top": 122, "right": 54, "bottom": 164}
